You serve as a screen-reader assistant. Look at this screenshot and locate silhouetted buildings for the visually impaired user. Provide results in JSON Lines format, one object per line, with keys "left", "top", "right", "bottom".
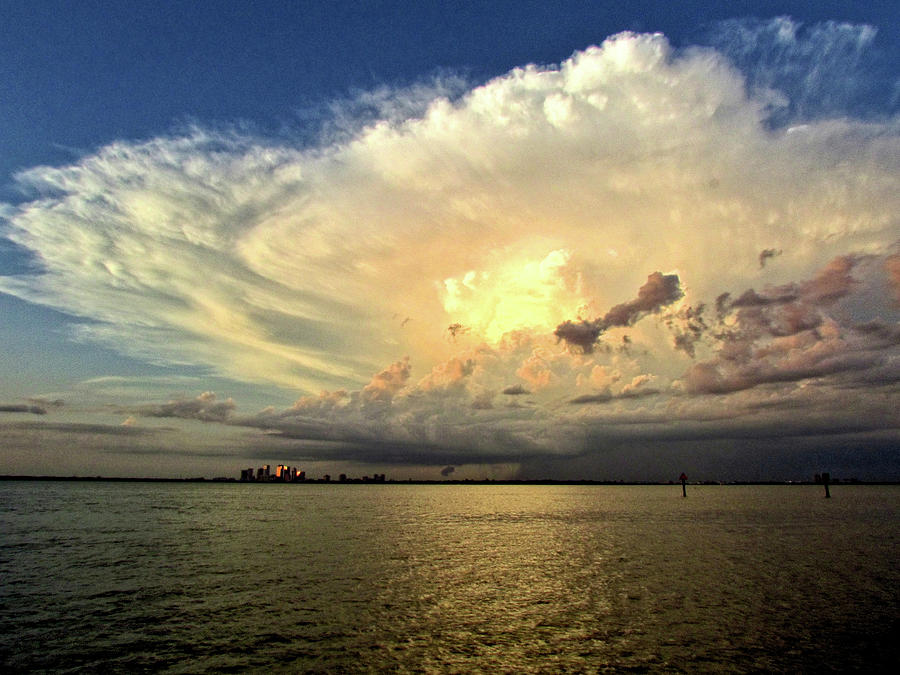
{"left": 239, "top": 466, "right": 384, "bottom": 483}
{"left": 241, "top": 464, "right": 308, "bottom": 482}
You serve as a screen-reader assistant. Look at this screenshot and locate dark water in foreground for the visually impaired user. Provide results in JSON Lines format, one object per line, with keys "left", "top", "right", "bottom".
{"left": 1, "top": 482, "right": 898, "bottom": 673}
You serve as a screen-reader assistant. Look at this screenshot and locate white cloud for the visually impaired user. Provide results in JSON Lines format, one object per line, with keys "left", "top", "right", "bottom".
{"left": 1, "top": 24, "right": 898, "bottom": 474}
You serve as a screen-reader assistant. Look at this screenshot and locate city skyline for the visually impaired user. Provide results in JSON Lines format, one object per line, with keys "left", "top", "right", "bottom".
{"left": 1, "top": 2, "right": 898, "bottom": 481}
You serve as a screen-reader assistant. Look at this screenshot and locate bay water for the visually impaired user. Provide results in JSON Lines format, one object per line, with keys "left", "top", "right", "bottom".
{"left": 2, "top": 482, "right": 898, "bottom": 672}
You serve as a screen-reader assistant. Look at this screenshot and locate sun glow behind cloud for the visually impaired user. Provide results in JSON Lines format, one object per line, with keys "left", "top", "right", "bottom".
{"left": 441, "top": 249, "right": 591, "bottom": 343}
{"left": 1, "top": 21, "right": 898, "bottom": 476}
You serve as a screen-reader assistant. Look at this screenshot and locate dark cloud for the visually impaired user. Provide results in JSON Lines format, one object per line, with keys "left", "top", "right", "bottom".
{"left": 851, "top": 320, "right": 900, "bottom": 344}
{"left": 440, "top": 465, "right": 455, "bottom": 477}
{"left": 1, "top": 421, "right": 161, "bottom": 436}
{"left": 666, "top": 304, "right": 707, "bottom": 357}
{"left": 0, "top": 404, "right": 47, "bottom": 415}
{"left": 240, "top": 435, "right": 542, "bottom": 468}
{"left": 146, "top": 392, "right": 236, "bottom": 422}
{"left": 553, "top": 318, "right": 604, "bottom": 354}
{"left": 555, "top": 272, "right": 683, "bottom": 353}
{"left": 602, "top": 272, "right": 684, "bottom": 328}
{"left": 27, "top": 397, "right": 64, "bottom": 408}
{"left": 518, "top": 433, "right": 900, "bottom": 483}
{"left": 447, "top": 323, "right": 470, "bottom": 340}
{"left": 730, "top": 288, "right": 797, "bottom": 308}
{"left": 569, "top": 391, "right": 613, "bottom": 405}
{"left": 240, "top": 387, "right": 896, "bottom": 478}
{"left": 502, "top": 384, "right": 530, "bottom": 395}
{"left": 569, "top": 386, "right": 659, "bottom": 405}
{"left": 759, "top": 248, "right": 782, "bottom": 268}
{"left": 619, "top": 387, "right": 660, "bottom": 400}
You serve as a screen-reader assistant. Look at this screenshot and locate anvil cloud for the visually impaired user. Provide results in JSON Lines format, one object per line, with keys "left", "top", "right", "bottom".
{"left": 2, "top": 20, "right": 898, "bottom": 478}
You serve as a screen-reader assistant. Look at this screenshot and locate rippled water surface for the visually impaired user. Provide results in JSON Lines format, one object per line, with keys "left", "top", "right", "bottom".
{"left": 2, "top": 482, "right": 898, "bottom": 672}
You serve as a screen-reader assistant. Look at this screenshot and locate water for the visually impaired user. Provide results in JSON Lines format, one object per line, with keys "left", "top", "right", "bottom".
{"left": 1, "top": 482, "right": 898, "bottom": 672}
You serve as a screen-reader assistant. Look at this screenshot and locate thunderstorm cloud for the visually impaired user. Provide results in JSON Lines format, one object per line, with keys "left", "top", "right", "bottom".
{"left": 1, "top": 20, "right": 898, "bottom": 477}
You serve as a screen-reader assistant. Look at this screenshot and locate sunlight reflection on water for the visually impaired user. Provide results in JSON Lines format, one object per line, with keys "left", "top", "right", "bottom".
{"left": 1, "top": 483, "right": 898, "bottom": 671}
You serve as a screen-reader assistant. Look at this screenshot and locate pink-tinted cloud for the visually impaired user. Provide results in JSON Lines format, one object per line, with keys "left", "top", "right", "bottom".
{"left": 362, "top": 358, "right": 411, "bottom": 404}
{"left": 681, "top": 256, "right": 898, "bottom": 395}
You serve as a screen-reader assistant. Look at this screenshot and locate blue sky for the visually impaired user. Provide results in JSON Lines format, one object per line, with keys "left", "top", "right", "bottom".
{"left": 1, "top": 2, "right": 898, "bottom": 479}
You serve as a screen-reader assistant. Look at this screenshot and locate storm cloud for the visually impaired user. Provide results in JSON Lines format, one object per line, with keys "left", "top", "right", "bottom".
{"left": 1, "top": 20, "right": 898, "bottom": 479}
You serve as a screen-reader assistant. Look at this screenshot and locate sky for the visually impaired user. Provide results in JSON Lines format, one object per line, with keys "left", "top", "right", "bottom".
{"left": 1, "top": 1, "right": 898, "bottom": 481}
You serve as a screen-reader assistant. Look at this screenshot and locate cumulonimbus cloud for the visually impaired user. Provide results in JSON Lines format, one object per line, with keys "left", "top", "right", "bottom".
{"left": 1, "top": 20, "right": 898, "bottom": 473}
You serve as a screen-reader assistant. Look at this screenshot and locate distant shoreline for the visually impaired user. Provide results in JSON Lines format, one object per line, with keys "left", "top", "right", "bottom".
{"left": 2, "top": 475, "right": 897, "bottom": 486}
